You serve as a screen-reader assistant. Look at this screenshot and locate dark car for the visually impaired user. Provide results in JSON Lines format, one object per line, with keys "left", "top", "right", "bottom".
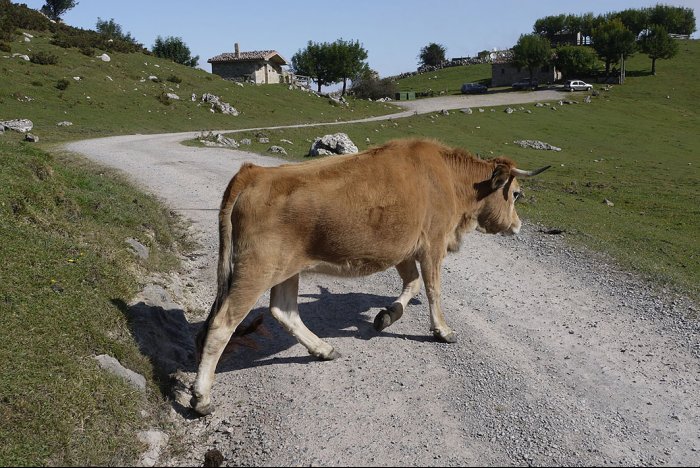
{"left": 512, "top": 78, "right": 539, "bottom": 90}
{"left": 461, "top": 82, "right": 488, "bottom": 94}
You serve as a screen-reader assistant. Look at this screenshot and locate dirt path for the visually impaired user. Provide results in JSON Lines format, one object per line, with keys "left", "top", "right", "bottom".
{"left": 65, "top": 94, "right": 699, "bottom": 467}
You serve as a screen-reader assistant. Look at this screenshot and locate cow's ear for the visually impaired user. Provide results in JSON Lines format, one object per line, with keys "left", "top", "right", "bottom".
{"left": 491, "top": 164, "right": 511, "bottom": 190}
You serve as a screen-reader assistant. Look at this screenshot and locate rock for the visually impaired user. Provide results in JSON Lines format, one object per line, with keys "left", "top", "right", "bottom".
{"left": 203, "top": 449, "right": 224, "bottom": 467}
{"left": 56, "top": 121, "right": 73, "bottom": 127}
{"left": 478, "top": 108, "right": 484, "bottom": 112}
{"left": 505, "top": 107, "right": 515, "bottom": 114}
{"left": 584, "top": 95, "right": 592, "bottom": 103}
{"left": 165, "top": 93, "right": 180, "bottom": 100}
{"left": 460, "top": 108, "right": 473, "bottom": 114}
{"left": 191, "top": 93, "right": 197, "bottom": 101}
{"left": 197, "top": 131, "right": 238, "bottom": 148}
{"left": 440, "top": 109, "right": 450, "bottom": 116}
{"left": 1, "top": 118, "right": 33, "bottom": 133}
{"left": 309, "top": 133, "right": 358, "bottom": 157}
{"left": 513, "top": 140, "right": 561, "bottom": 151}
{"left": 240, "top": 138, "right": 252, "bottom": 145}
{"left": 24, "top": 133, "right": 39, "bottom": 142}
{"left": 22, "top": 32, "right": 33, "bottom": 39}
{"left": 97, "top": 53, "right": 110, "bottom": 62}
{"left": 12, "top": 53, "right": 30, "bottom": 61}
{"left": 268, "top": 145, "right": 288, "bottom": 156}
{"left": 258, "top": 137, "right": 269, "bottom": 144}
{"left": 73, "top": 76, "right": 81, "bottom": 81}
{"left": 280, "top": 139, "right": 294, "bottom": 145}
{"left": 603, "top": 199, "right": 615, "bottom": 207}
{"left": 94, "top": 354, "right": 147, "bottom": 390}
{"left": 148, "top": 75, "right": 159, "bottom": 81}
{"left": 201, "top": 93, "right": 239, "bottom": 116}
{"left": 126, "top": 237, "right": 150, "bottom": 260}
{"left": 137, "top": 430, "right": 169, "bottom": 467}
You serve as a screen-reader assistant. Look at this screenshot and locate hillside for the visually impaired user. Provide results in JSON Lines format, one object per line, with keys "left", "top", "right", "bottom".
{"left": 0, "top": 36, "right": 398, "bottom": 143}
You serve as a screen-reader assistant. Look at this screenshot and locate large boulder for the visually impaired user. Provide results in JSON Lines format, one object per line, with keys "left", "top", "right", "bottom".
{"left": 309, "top": 133, "right": 358, "bottom": 157}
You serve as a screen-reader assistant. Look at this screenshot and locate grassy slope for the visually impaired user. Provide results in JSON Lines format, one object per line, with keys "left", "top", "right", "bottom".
{"left": 225, "top": 41, "right": 700, "bottom": 301}
{"left": 0, "top": 138, "right": 189, "bottom": 465}
{"left": 0, "top": 32, "right": 399, "bottom": 142}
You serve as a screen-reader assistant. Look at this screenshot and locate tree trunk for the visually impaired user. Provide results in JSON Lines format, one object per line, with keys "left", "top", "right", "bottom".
{"left": 651, "top": 58, "right": 657, "bottom": 76}
{"left": 342, "top": 78, "right": 347, "bottom": 96}
{"left": 317, "top": 82, "right": 322, "bottom": 93}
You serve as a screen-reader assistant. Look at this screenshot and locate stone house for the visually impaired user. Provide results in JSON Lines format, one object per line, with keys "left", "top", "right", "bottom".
{"left": 490, "top": 62, "right": 561, "bottom": 87}
{"left": 208, "top": 43, "right": 290, "bottom": 84}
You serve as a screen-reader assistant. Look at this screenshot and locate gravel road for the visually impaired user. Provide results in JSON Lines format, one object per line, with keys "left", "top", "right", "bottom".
{"left": 65, "top": 92, "right": 699, "bottom": 467}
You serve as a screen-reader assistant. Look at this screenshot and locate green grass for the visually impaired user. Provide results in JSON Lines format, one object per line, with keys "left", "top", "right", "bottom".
{"left": 0, "top": 136, "right": 188, "bottom": 465}
{"left": 222, "top": 41, "right": 700, "bottom": 302}
{"left": 394, "top": 62, "right": 493, "bottom": 95}
{"left": 0, "top": 32, "right": 399, "bottom": 143}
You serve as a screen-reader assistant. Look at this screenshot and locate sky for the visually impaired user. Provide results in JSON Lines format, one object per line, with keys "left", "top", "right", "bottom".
{"left": 17, "top": 0, "right": 700, "bottom": 78}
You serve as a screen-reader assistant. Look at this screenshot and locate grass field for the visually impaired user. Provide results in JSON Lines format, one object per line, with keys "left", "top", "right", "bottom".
{"left": 224, "top": 41, "right": 700, "bottom": 301}
{"left": 394, "top": 62, "right": 494, "bottom": 95}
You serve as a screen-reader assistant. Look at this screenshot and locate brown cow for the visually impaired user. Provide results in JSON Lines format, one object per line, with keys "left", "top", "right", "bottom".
{"left": 192, "top": 138, "right": 549, "bottom": 415}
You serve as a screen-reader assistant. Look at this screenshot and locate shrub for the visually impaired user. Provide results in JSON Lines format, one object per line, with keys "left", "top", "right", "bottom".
{"left": 31, "top": 80, "right": 43, "bottom": 87}
{"left": 0, "top": 0, "right": 52, "bottom": 41}
{"left": 156, "top": 92, "right": 172, "bottom": 106}
{"left": 166, "top": 75, "right": 182, "bottom": 84}
{"left": 30, "top": 51, "right": 59, "bottom": 65}
{"left": 56, "top": 78, "right": 70, "bottom": 90}
{"left": 0, "top": 41, "right": 10, "bottom": 53}
{"left": 350, "top": 76, "right": 397, "bottom": 100}
{"left": 80, "top": 46, "right": 94, "bottom": 57}
{"left": 51, "top": 25, "right": 144, "bottom": 54}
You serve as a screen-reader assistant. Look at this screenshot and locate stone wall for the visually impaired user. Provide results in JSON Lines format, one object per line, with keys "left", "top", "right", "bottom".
{"left": 211, "top": 61, "right": 284, "bottom": 84}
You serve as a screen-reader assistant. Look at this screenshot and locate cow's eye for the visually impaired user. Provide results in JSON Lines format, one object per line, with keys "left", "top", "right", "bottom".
{"left": 513, "top": 191, "right": 522, "bottom": 201}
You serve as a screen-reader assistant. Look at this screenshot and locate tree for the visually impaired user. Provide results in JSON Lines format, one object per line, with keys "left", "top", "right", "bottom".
{"left": 512, "top": 34, "right": 551, "bottom": 82}
{"left": 328, "top": 39, "right": 368, "bottom": 96}
{"left": 40, "top": 0, "right": 77, "bottom": 21}
{"left": 554, "top": 46, "right": 598, "bottom": 78}
{"left": 591, "top": 18, "right": 636, "bottom": 77}
{"left": 96, "top": 17, "right": 136, "bottom": 44}
{"left": 291, "top": 41, "right": 335, "bottom": 93}
{"left": 151, "top": 36, "right": 199, "bottom": 67}
{"left": 533, "top": 14, "right": 567, "bottom": 42}
{"left": 649, "top": 4, "right": 696, "bottom": 36}
{"left": 639, "top": 25, "right": 679, "bottom": 75}
{"left": 350, "top": 68, "right": 396, "bottom": 100}
{"left": 418, "top": 43, "right": 446, "bottom": 68}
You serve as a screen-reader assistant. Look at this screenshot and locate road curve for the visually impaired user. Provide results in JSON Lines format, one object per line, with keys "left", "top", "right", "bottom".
{"left": 64, "top": 92, "right": 699, "bottom": 467}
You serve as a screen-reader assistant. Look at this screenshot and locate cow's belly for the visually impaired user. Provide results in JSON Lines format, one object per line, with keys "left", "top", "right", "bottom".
{"left": 305, "top": 257, "right": 398, "bottom": 277}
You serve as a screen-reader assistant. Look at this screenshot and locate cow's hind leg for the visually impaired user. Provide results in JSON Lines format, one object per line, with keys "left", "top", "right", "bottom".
{"left": 192, "top": 281, "right": 266, "bottom": 415}
{"left": 270, "top": 274, "right": 340, "bottom": 360}
{"left": 374, "top": 259, "right": 421, "bottom": 331}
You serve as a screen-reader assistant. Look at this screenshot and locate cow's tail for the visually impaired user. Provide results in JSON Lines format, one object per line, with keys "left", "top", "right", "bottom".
{"left": 196, "top": 163, "right": 260, "bottom": 363}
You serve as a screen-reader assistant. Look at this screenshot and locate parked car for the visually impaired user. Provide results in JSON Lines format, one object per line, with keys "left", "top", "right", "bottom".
{"left": 563, "top": 79, "right": 593, "bottom": 91}
{"left": 460, "top": 82, "right": 488, "bottom": 94}
{"left": 511, "top": 78, "right": 539, "bottom": 90}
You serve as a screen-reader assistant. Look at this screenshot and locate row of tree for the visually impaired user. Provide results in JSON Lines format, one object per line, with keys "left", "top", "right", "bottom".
{"left": 513, "top": 5, "right": 695, "bottom": 83}
{"left": 534, "top": 5, "right": 696, "bottom": 43}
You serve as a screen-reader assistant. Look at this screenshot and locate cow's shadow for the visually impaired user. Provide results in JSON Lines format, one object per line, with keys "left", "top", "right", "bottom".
{"left": 117, "top": 286, "right": 424, "bottom": 385}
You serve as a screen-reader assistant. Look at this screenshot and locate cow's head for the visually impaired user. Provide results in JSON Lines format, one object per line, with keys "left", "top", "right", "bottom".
{"left": 475, "top": 160, "right": 550, "bottom": 235}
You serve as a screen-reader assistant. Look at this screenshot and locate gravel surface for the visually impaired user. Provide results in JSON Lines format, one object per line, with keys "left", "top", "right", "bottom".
{"left": 65, "top": 93, "right": 699, "bottom": 467}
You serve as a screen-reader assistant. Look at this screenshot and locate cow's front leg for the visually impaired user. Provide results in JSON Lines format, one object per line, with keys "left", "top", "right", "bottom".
{"left": 374, "top": 259, "right": 421, "bottom": 331}
{"left": 270, "top": 274, "right": 340, "bottom": 360}
{"left": 419, "top": 251, "right": 456, "bottom": 343}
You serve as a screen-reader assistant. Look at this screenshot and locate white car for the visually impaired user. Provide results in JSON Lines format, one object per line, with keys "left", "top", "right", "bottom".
{"left": 563, "top": 80, "right": 593, "bottom": 91}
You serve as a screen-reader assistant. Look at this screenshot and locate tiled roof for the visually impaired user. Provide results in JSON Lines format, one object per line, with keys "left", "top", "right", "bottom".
{"left": 207, "top": 50, "right": 287, "bottom": 64}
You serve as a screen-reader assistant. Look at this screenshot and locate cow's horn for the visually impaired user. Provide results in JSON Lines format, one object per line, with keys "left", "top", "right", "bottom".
{"left": 511, "top": 165, "right": 551, "bottom": 178}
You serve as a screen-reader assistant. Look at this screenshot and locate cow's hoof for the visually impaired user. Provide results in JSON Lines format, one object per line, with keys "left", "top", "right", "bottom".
{"left": 310, "top": 348, "right": 341, "bottom": 361}
{"left": 373, "top": 309, "right": 393, "bottom": 331}
{"left": 433, "top": 329, "right": 457, "bottom": 344}
{"left": 191, "top": 397, "right": 213, "bottom": 416}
